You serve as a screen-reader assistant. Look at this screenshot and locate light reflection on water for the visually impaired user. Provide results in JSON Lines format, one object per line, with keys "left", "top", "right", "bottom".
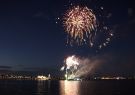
{"left": 36, "top": 80, "right": 51, "bottom": 95}
{"left": 0, "top": 80, "right": 133, "bottom": 95}
{"left": 59, "top": 80, "right": 80, "bottom": 95}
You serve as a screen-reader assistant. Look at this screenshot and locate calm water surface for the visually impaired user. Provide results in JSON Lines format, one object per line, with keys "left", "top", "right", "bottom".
{"left": 0, "top": 80, "right": 135, "bottom": 95}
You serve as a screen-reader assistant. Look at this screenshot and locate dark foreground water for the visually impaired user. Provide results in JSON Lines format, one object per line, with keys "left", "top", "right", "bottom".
{"left": 0, "top": 80, "right": 135, "bottom": 95}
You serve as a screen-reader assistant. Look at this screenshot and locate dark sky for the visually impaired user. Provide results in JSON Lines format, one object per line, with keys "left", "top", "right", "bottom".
{"left": 0, "top": 0, "right": 134, "bottom": 76}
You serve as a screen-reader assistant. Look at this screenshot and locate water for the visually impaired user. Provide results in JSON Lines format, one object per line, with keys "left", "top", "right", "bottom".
{"left": 0, "top": 80, "right": 135, "bottom": 95}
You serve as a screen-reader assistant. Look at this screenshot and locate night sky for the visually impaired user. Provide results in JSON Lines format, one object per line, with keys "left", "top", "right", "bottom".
{"left": 0, "top": 0, "right": 134, "bottom": 76}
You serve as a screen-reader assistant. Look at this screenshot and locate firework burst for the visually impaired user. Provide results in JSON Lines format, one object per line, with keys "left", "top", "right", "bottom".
{"left": 61, "top": 55, "right": 80, "bottom": 80}
{"left": 63, "top": 6, "right": 97, "bottom": 46}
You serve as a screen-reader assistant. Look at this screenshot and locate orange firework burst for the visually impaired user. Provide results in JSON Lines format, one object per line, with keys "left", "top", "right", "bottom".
{"left": 63, "top": 6, "right": 97, "bottom": 46}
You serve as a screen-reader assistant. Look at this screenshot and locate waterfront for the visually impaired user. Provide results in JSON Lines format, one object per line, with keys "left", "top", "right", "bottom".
{"left": 0, "top": 80, "right": 134, "bottom": 95}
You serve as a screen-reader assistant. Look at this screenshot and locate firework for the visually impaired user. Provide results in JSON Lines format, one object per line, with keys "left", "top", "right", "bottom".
{"left": 61, "top": 55, "right": 80, "bottom": 80}
{"left": 63, "top": 6, "right": 97, "bottom": 46}
{"left": 60, "top": 55, "right": 100, "bottom": 80}
{"left": 62, "top": 5, "right": 114, "bottom": 49}
{"left": 66, "top": 55, "right": 79, "bottom": 69}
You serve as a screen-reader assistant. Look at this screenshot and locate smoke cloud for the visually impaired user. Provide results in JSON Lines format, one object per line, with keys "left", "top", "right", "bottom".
{"left": 75, "top": 56, "right": 105, "bottom": 77}
{"left": 61, "top": 55, "right": 109, "bottom": 79}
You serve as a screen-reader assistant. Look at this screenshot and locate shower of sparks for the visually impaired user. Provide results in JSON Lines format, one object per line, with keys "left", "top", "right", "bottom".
{"left": 60, "top": 55, "right": 80, "bottom": 80}
{"left": 63, "top": 6, "right": 97, "bottom": 46}
{"left": 61, "top": 5, "right": 114, "bottom": 49}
